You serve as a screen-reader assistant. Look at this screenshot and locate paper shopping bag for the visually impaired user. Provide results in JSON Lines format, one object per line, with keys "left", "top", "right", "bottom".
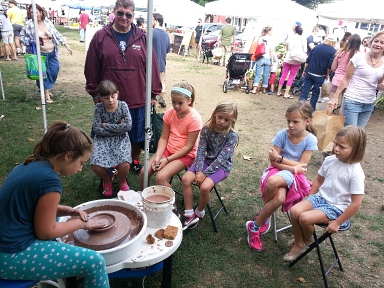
{"left": 312, "top": 110, "right": 345, "bottom": 152}
{"left": 321, "top": 79, "right": 331, "bottom": 98}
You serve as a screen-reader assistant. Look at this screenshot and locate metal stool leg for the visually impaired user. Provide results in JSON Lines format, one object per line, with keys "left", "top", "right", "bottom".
{"left": 170, "top": 173, "right": 228, "bottom": 232}
{"left": 289, "top": 221, "right": 350, "bottom": 287}
{"left": 273, "top": 211, "right": 292, "bottom": 242}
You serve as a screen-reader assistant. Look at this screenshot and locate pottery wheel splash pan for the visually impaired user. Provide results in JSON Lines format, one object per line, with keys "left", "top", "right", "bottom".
{"left": 73, "top": 211, "right": 131, "bottom": 251}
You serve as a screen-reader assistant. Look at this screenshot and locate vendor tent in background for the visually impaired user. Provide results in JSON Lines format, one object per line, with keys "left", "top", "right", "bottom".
{"left": 205, "top": 0, "right": 316, "bottom": 48}
{"left": 205, "top": 0, "right": 316, "bottom": 24}
{"left": 316, "top": 0, "right": 384, "bottom": 25}
{"left": 135, "top": 0, "right": 205, "bottom": 27}
{"left": 153, "top": 0, "right": 205, "bottom": 27}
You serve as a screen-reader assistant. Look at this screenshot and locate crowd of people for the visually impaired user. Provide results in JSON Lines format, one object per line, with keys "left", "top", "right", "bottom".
{"left": 0, "top": 0, "right": 383, "bottom": 285}
{"left": 246, "top": 21, "right": 384, "bottom": 129}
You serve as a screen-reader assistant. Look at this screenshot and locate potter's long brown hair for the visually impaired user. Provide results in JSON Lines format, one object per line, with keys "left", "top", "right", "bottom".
{"left": 24, "top": 121, "right": 93, "bottom": 164}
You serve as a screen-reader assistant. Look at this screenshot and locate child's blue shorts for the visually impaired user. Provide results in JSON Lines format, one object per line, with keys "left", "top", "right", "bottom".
{"left": 307, "top": 194, "right": 348, "bottom": 227}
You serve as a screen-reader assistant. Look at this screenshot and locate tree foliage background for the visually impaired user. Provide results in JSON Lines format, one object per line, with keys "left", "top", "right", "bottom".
{"left": 191, "top": 0, "right": 334, "bottom": 10}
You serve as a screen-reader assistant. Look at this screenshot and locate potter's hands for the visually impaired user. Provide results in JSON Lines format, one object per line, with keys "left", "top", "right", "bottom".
{"left": 69, "top": 208, "right": 88, "bottom": 222}
{"left": 195, "top": 172, "right": 207, "bottom": 187}
{"left": 82, "top": 219, "right": 105, "bottom": 230}
{"left": 268, "top": 147, "right": 281, "bottom": 162}
{"left": 294, "top": 164, "right": 308, "bottom": 174}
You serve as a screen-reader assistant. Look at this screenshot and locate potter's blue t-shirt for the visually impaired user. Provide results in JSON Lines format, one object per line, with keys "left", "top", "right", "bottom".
{"left": 272, "top": 129, "right": 318, "bottom": 162}
{"left": 0, "top": 160, "right": 62, "bottom": 253}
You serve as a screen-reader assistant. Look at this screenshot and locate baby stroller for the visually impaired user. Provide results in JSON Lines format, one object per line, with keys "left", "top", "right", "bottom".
{"left": 291, "top": 76, "right": 305, "bottom": 96}
{"left": 223, "top": 53, "right": 252, "bottom": 94}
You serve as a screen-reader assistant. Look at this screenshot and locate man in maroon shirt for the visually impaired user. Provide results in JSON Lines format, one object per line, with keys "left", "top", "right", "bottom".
{"left": 85, "top": 0, "right": 162, "bottom": 175}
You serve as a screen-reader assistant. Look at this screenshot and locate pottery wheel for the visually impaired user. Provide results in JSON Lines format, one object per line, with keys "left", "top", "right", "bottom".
{"left": 73, "top": 210, "right": 131, "bottom": 251}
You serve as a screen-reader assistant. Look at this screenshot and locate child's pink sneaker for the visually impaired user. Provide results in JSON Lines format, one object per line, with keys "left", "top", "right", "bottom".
{"left": 119, "top": 181, "right": 129, "bottom": 191}
{"left": 102, "top": 182, "right": 113, "bottom": 197}
{"left": 246, "top": 221, "right": 263, "bottom": 251}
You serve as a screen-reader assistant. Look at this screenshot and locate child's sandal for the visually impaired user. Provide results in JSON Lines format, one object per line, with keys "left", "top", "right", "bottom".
{"left": 102, "top": 182, "right": 113, "bottom": 197}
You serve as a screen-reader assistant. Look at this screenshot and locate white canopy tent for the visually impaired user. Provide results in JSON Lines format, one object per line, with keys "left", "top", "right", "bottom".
{"left": 154, "top": 0, "right": 205, "bottom": 27}
{"left": 205, "top": 0, "right": 316, "bottom": 24}
{"left": 316, "top": 0, "right": 384, "bottom": 25}
{"left": 205, "top": 0, "right": 317, "bottom": 47}
{"left": 135, "top": 0, "right": 205, "bottom": 27}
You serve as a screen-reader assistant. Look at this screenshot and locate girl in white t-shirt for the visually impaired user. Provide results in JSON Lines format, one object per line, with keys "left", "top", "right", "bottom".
{"left": 283, "top": 125, "right": 366, "bottom": 262}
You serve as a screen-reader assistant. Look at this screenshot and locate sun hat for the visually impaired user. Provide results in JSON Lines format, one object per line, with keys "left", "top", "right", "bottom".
{"left": 324, "top": 34, "right": 338, "bottom": 46}
{"left": 325, "top": 34, "right": 337, "bottom": 41}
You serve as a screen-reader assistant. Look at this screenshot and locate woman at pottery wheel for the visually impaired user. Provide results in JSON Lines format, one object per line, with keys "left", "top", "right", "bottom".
{"left": 0, "top": 121, "right": 110, "bottom": 288}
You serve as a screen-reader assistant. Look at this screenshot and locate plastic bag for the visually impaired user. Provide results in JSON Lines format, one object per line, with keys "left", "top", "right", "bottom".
{"left": 212, "top": 47, "right": 223, "bottom": 58}
{"left": 24, "top": 41, "right": 47, "bottom": 80}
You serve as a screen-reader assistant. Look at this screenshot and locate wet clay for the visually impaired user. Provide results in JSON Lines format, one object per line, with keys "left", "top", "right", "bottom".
{"left": 60, "top": 204, "right": 144, "bottom": 251}
{"left": 92, "top": 213, "right": 116, "bottom": 232}
{"left": 145, "top": 195, "right": 170, "bottom": 203}
{"left": 73, "top": 211, "right": 131, "bottom": 250}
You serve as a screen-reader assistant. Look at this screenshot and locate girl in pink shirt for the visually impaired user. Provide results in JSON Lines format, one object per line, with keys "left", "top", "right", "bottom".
{"left": 139, "top": 82, "right": 202, "bottom": 190}
{"left": 328, "top": 34, "right": 361, "bottom": 115}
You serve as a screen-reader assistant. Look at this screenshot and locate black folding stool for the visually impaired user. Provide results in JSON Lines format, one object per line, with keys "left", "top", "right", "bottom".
{"left": 169, "top": 172, "right": 228, "bottom": 232}
{"left": 288, "top": 220, "right": 351, "bottom": 288}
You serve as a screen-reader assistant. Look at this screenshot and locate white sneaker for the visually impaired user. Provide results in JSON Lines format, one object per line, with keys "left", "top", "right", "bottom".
{"left": 0, "top": 115, "right": 4, "bottom": 121}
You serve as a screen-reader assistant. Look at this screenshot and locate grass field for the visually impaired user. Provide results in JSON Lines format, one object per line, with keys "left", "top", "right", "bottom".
{"left": 0, "top": 26, "right": 383, "bottom": 288}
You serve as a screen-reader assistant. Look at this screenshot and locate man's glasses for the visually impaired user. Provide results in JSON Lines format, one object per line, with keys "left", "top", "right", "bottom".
{"left": 116, "top": 11, "right": 133, "bottom": 19}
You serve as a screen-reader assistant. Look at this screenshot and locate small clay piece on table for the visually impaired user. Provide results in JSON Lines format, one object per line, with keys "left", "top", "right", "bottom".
{"left": 154, "top": 228, "right": 165, "bottom": 240}
{"left": 146, "top": 234, "right": 156, "bottom": 244}
{"left": 165, "top": 240, "right": 173, "bottom": 247}
{"left": 163, "top": 225, "right": 178, "bottom": 240}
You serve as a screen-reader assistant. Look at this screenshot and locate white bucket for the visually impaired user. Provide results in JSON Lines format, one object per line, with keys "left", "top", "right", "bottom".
{"left": 142, "top": 185, "right": 175, "bottom": 228}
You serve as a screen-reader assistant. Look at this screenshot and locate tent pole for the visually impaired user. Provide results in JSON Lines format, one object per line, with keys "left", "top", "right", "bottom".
{"left": 31, "top": 0, "right": 48, "bottom": 132}
{"left": 143, "top": 0, "right": 154, "bottom": 189}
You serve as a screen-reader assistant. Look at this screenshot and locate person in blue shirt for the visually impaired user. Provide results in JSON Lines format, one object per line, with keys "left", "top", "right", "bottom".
{"left": 152, "top": 13, "right": 170, "bottom": 108}
{"left": 0, "top": 121, "right": 110, "bottom": 287}
{"left": 299, "top": 35, "right": 337, "bottom": 111}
